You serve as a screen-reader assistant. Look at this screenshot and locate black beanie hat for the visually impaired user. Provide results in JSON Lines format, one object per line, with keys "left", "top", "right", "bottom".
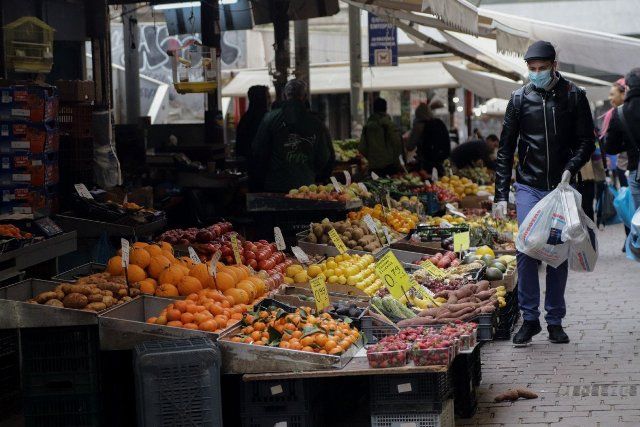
{"left": 626, "top": 68, "right": 640, "bottom": 89}
{"left": 524, "top": 41, "right": 556, "bottom": 62}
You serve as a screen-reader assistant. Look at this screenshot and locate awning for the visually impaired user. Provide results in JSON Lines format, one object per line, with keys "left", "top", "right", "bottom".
{"left": 222, "top": 60, "right": 459, "bottom": 97}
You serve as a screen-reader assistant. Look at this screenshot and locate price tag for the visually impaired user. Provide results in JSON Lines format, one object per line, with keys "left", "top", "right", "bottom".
{"left": 274, "top": 227, "right": 286, "bottom": 250}
{"left": 445, "top": 203, "right": 466, "bottom": 218}
{"left": 291, "top": 246, "right": 310, "bottom": 264}
{"left": 363, "top": 214, "right": 378, "bottom": 234}
{"left": 209, "top": 250, "right": 221, "bottom": 277}
{"left": 309, "top": 275, "right": 331, "bottom": 312}
{"left": 420, "top": 260, "right": 447, "bottom": 279}
{"left": 74, "top": 183, "right": 93, "bottom": 199}
{"left": 343, "top": 170, "right": 352, "bottom": 186}
{"left": 382, "top": 226, "right": 392, "bottom": 245}
{"left": 230, "top": 234, "right": 242, "bottom": 264}
{"left": 120, "top": 239, "right": 130, "bottom": 268}
{"left": 413, "top": 283, "right": 436, "bottom": 300}
{"left": 386, "top": 193, "right": 393, "bottom": 210}
{"left": 188, "top": 247, "right": 202, "bottom": 264}
{"left": 330, "top": 176, "right": 342, "bottom": 193}
{"left": 453, "top": 231, "right": 470, "bottom": 252}
{"left": 371, "top": 171, "right": 379, "bottom": 180}
{"left": 375, "top": 250, "right": 413, "bottom": 299}
{"left": 431, "top": 167, "right": 438, "bottom": 181}
{"left": 328, "top": 228, "right": 348, "bottom": 254}
{"left": 399, "top": 155, "right": 407, "bottom": 172}
{"left": 358, "top": 182, "right": 368, "bottom": 193}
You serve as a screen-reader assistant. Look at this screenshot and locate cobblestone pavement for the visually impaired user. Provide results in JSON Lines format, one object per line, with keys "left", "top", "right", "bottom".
{"left": 458, "top": 224, "right": 640, "bottom": 427}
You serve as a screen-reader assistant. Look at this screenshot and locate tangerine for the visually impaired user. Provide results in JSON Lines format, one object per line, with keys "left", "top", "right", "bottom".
{"left": 107, "top": 256, "right": 124, "bottom": 276}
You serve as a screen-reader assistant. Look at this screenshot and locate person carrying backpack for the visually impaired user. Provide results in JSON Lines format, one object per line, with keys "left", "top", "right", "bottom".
{"left": 359, "top": 97, "right": 402, "bottom": 176}
{"left": 492, "top": 41, "right": 595, "bottom": 346}
{"left": 251, "top": 79, "right": 331, "bottom": 193}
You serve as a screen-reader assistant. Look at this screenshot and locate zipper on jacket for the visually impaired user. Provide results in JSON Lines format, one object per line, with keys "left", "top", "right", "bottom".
{"left": 542, "top": 98, "right": 550, "bottom": 189}
{"left": 552, "top": 106, "right": 557, "bottom": 134}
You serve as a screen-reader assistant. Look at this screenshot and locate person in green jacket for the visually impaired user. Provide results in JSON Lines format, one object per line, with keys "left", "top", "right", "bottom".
{"left": 359, "top": 97, "right": 402, "bottom": 176}
{"left": 251, "top": 79, "right": 331, "bottom": 193}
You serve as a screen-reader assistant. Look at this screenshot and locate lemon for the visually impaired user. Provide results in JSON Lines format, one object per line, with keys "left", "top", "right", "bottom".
{"left": 293, "top": 271, "right": 308, "bottom": 283}
{"left": 286, "top": 264, "right": 303, "bottom": 278}
{"left": 307, "top": 265, "right": 322, "bottom": 278}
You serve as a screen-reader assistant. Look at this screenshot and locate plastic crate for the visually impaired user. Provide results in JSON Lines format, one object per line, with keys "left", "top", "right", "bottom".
{"left": 57, "top": 103, "right": 92, "bottom": 138}
{"left": 23, "top": 392, "right": 101, "bottom": 427}
{"left": 0, "top": 330, "right": 21, "bottom": 421}
{"left": 476, "top": 323, "right": 494, "bottom": 341}
{"left": 0, "top": 328, "right": 18, "bottom": 358}
{"left": 452, "top": 346, "right": 481, "bottom": 418}
{"left": 241, "top": 411, "right": 318, "bottom": 427}
{"left": 371, "top": 398, "right": 454, "bottom": 427}
{"left": 369, "top": 372, "right": 452, "bottom": 414}
{"left": 134, "top": 338, "right": 222, "bottom": 427}
{"left": 242, "top": 379, "right": 315, "bottom": 415}
{"left": 360, "top": 315, "right": 399, "bottom": 344}
{"left": 21, "top": 326, "right": 100, "bottom": 397}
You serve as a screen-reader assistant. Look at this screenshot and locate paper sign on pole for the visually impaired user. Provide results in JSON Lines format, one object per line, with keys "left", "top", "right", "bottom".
{"left": 420, "top": 260, "right": 446, "bottom": 279}
{"left": 343, "top": 171, "right": 352, "bottom": 186}
{"left": 330, "top": 176, "right": 342, "bottom": 193}
{"left": 375, "top": 250, "right": 413, "bottom": 299}
{"left": 188, "top": 247, "right": 202, "bottom": 264}
{"left": 453, "top": 231, "right": 470, "bottom": 252}
{"left": 120, "top": 239, "right": 130, "bottom": 268}
{"left": 230, "top": 234, "right": 242, "bottom": 264}
{"left": 382, "top": 226, "right": 392, "bottom": 245}
{"left": 328, "top": 229, "right": 348, "bottom": 254}
{"left": 74, "top": 184, "right": 93, "bottom": 199}
{"left": 274, "top": 227, "right": 286, "bottom": 250}
{"left": 371, "top": 171, "right": 379, "bottom": 180}
{"left": 209, "top": 251, "right": 221, "bottom": 277}
{"left": 445, "top": 203, "right": 467, "bottom": 218}
{"left": 363, "top": 214, "right": 378, "bottom": 234}
{"left": 431, "top": 167, "right": 439, "bottom": 181}
{"left": 358, "top": 182, "right": 368, "bottom": 193}
{"left": 291, "top": 246, "right": 310, "bottom": 264}
{"left": 309, "top": 276, "right": 331, "bottom": 312}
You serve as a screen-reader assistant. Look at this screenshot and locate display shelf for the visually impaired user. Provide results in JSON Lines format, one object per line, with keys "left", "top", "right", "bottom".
{"left": 247, "top": 193, "right": 362, "bottom": 212}
{"left": 0, "top": 231, "right": 77, "bottom": 282}
{"left": 55, "top": 214, "right": 166, "bottom": 239}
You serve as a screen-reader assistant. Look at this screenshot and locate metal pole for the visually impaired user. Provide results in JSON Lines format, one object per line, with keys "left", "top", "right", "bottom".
{"left": 122, "top": 5, "right": 140, "bottom": 124}
{"left": 271, "top": 1, "right": 290, "bottom": 101}
{"left": 201, "top": 0, "right": 221, "bottom": 148}
{"left": 294, "top": 19, "right": 310, "bottom": 96}
{"left": 348, "top": 5, "right": 364, "bottom": 138}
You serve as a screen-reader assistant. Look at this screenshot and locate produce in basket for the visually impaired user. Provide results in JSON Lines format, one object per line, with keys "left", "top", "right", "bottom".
{"left": 0, "top": 224, "right": 33, "bottom": 239}
{"left": 28, "top": 273, "right": 136, "bottom": 312}
{"left": 348, "top": 204, "right": 418, "bottom": 234}
{"left": 286, "top": 182, "right": 370, "bottom": 201}
{"left": 229, "top": 306, "right": 360, "bottom": 355}
{"left": 367, "top": 338, "right": 408, "bottom": 368}
{"left": 307, "top": 217, "right": 390, "bottom": 251}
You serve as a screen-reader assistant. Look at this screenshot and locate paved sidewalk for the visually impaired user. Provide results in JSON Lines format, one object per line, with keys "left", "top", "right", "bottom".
{"left": 459, "top": 224, "right": 640, "bottom": 427}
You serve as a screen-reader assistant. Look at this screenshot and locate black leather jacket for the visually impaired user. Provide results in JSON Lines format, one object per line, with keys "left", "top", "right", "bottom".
{"left": 495, "top": 74, "right": 595, "bottom": 202}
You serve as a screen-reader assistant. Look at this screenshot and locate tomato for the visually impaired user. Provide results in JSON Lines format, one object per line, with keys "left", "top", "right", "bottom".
{"left": 257, "top": 250, "right": 269, "bottom": 261}
{"left": 245, "top": 251, "right": 256, "bottom": 260}
{"left": 248, "top": 259, "right": 258, "bottom": 269}
{"left": 258, "top": 260, "right": 268, "bottom": 270}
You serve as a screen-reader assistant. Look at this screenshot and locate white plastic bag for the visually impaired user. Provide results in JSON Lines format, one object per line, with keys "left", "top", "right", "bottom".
{"left": 568, "top": 211, "right": 598, "bottom": 272}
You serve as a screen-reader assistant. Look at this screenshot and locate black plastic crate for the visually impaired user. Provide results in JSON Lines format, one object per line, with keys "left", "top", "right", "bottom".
{"left": 371, "top": 399, "right": 455, "bottom": 427}
{"left": 476, "top": 323, "right": 494, "bottom": 341}
{"left": 360, "top": 316, "right": 399, "bottom": 344}
{"left": 370, "top": 372, "right": 452, "bottom": 414}
{"left": 241, "top": 379, "right": 316, "bottom": 415}
{"left": 134, "top": 338, "right": 222, "bottom": 427}
{"left": 0, "top": 328, "right": 18, "bottom": 358}
{"left": 100, "top": 350, "right": 136, "bottom": 427}
{"left": 21, "top": 326, "right": 100, "bottom": 397}
{"left": 452, "top": 346, "right": 481, "bottom": 418}
{"left": 24, "top": 392, "right": 101, "bottom": 427}
{"left": 241, "top": 411, "right": 318, "bottom": 427}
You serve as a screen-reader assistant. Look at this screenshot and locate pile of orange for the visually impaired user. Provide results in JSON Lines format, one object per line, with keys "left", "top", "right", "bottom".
{"left": 146, "top": 288, "right": 252, "bottom": 333}
{"left": 106, "top": 242, "right": 266, "bottom": 302}
{"left": 348, "top": 204, "right": 417, "bottom": 234}
{"left": 229, "top": 307, "right": 360, "bottom": 355}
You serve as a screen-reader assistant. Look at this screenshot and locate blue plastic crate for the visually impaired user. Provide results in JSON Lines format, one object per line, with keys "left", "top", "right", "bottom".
{"left": 134, "top": 338, "right": 222, "bottom": 427}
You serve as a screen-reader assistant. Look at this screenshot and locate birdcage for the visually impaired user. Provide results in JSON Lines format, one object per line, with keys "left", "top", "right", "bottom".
{"left": 3, "top": 17, "right": 54, "bottom": 74}
{"left": 170, "top": 40, "right": 217, "bottom": 94}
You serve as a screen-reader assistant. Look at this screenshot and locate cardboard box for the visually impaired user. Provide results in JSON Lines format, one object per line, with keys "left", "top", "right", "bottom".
{"left": 0, "top": 185, "right": 57, "bottom": 216}
{"left": 0, "top": 84, "right": 59, "bottom": 123}
{"left": 0, "top": 161, "right": 58, "bottom": 187}
{"left": 55, "top": 80, "right": 95, "bottom": 103}
{"left": 458, "top": 195, "right": 491, "bottom": 209}
{"left": 0, "top": 123, "right": 59, "bottom": 154}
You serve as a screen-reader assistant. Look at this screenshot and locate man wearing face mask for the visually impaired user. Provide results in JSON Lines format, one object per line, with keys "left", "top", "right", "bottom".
{"left": 493, "top": 41, "right": 595, "bottom": 346}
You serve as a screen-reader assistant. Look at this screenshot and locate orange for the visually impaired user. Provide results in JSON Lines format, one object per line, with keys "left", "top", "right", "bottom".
{"left": 220, "top": 267, "right": 239, "bottom": 283}
{"left": 139, "top": 279, "right": 157, "bottom": 295}
{"left": 146, "top": 317, "right": 157, "bottom": 324}
{"left": 148, "top": 255, "right": 171, "bottom": 279}
{"left": 162, "top": 250, "right": 177, "bottom": 264}
{"left": 224, "top": 288, "right": 249, "bottom": 305}
{"left": 214, "top": 271, "right": 235, "bottom": 292}
{"left": 158, "top": 265, "right": 184, "bottom": 285}
{"left": 194, "top": 312, "right": 212, "bottom": 324}
{"left": 126, "top": 264, "right": 147, "bottom": 282}
{"left": 130, "top": 247, "right": 151, "bottom": 269}
{"left": 232, "top": 265, "right": 249, "bottom": 280}
{"left": 167, "top": 320, "right": 183, "bottom": 327}
{"left": 132, "top": 242, "right": 149, "bottom": 249}
{"left": 177, "top": 276, "right": 203, "bottom": 296}
{"left": 236, "top": 280, "right": 257, "bottom": 301}
{"left": 167, "top": 309, "right": 182, "bottom": 321}
{"left": 189, "top": 264, "right": 214, "bottom": 288}
{"left": 144, "top": 244, "right": 163, "bottom": 257}
{"left": 160, "top": 241, "right": 173, "bottom": 254}
{"left": 174, "top": 300, "right": 188, "bottom": 312}
{"left": 199, "top": 319, "right": 217, "bottom": 331}
{"left": 155, "top": 284, "right": 179, "bottom": 297}
{"left": 107, "top": 256, "right": 124, "bottom": 276}
{"left": 155, "top": 315, "right": 167, "bottom": 325}
{"left": 181, "top": 312, "right": 195, "bottom": 324}
{"left": 247, "top": 276, "right": 266, "bottom": 296}
{"left": 179, "top": 256, "right": 197, "bottom": 270}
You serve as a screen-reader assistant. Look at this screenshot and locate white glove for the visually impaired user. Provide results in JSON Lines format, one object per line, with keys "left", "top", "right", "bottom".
{"left": 492, "top": 201, "right": 507, "bottom": 219}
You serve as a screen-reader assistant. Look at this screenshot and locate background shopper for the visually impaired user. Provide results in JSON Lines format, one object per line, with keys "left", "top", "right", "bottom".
{"left": 359, "top": 97, "right": 402, "bottom": 176}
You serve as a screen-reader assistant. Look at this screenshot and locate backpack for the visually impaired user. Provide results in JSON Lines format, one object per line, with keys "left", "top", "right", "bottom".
{"left": 512, "top": 81, "right": 580, "bottom": 118}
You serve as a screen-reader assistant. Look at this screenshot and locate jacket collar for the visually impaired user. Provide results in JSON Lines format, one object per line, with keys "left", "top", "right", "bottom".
{"left": 625, "top": 87, "right": 640, "bottom": 101}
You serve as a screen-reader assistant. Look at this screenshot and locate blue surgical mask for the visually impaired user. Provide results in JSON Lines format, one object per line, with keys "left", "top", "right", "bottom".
{"left": 528, "top": 69, "right": 553, "bottom": 89}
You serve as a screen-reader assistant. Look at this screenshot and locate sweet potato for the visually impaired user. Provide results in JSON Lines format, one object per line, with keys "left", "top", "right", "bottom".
{"left": 494, "top": 389, "right": 520, "bottom": 402}
{"left": 454, "top": 286, "right": 474, "bottom": 299}
{"left": 61, "top": 284, "right": 93, "bottom": 296}
{"left": 516, "top": 388, "right": 538, "bottom": 399}
{"left": 447, "top": 295, "right": 458, "bottom": 304}
{"left": 446, "top": 306, "right": 475, "bottom": 319}
{"left": 418, "top": 307, "right": 440, "bottom": 317}
{"left": 480, "top": 305, "right": 495, "bottom": 313}
{"left": 476, "top": 280, "right": 490, "bottom": 291}
{"left": 475, "top": 289, "right": 497, "bottom": 300}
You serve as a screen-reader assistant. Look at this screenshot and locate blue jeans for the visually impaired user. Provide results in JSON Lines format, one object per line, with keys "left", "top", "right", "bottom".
{"left": 629, "top": 170, "right": 640, "bottom": 211}
{"left": 514, "top": 183, "right": 568, "bottom": 326}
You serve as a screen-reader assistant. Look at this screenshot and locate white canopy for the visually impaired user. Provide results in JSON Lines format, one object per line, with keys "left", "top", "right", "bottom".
{"left": 222, "top": 60, "right": 459, "bottom": 97}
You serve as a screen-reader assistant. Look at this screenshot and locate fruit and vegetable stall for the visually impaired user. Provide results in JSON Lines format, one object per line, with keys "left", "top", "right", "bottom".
{"left": 0, "top": 170, "right": 521, "bottom": 427}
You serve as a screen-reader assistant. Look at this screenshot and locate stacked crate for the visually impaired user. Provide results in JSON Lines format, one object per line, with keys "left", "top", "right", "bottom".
{"left": 0, "top": 84, "right": 59, "bottom": 217}
{"left": 21, "top": 325, "right": 101, "bottom": 427}
{"left": 0, "top": 329, "right": 20, "bottom": 422}
{"left": 452, "top": 345, "right": 482, "bottom": 418}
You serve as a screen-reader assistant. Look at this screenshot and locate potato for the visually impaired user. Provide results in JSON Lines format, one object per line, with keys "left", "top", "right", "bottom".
{"left": 307, "top": 233, "right": 318, "bottom": 243}
{"left": 102, "top": 296, "right": 116, "bottom": 307}
{"left": 351, "top": 229, "right": 364, "bottom": 241}
{"left": 101, "top": 290, "right": 113, "bottom": 297}
{"left": 62, "top": 293, "right": 88, "bottom": 309}
{"left": 353, "top": 246, "right": 364, "bottom": 251}
{"left": 45, "top": 299, "right": 64, "bottom": 308}
{"left": 117, "top": 288, "right": 128, "bottom": 297}
{"left": 347, "top": 240, "right": 357, "bottom": 248}
{"left": 320, "top": 235, "right": 329, "bottom": 244}
{"left": 61, "top": 285, "right": 92, "bottom": 296}
{"left": 88, "top": 294, "right": 104, "bottom": 303}
{"left": 129, "top": 288, "right": 141, "bottom": 298}
{"left": 85, "top": 302, "right": 107, "bottom": 312}
{"left": 35, "top": 291, "right": 60, "bottom": 304}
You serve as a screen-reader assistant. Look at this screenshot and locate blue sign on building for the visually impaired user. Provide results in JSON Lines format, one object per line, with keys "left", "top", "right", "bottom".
{"left": 368, "top": 13, "right": 398, "bottom": 67}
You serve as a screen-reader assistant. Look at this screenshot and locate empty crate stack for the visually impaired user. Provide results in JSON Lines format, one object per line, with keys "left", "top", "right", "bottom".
{"left": 0, "top": 84, "right": 59, "bottom": 217}
{"left": 0, "top": 329, "right": 20, "bottom": 422}
{"left": 56, "top": 80, "right": 94, "bottom": 208}
{"left": 134, "top": 338, "right": 223, "bottom": 427}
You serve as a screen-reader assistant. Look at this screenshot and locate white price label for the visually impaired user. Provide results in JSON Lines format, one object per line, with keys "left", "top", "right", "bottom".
{"left": 424, "top": 180, "right": 431, "bottom": 187}
{"left": 358, "top": 182, "right": 368, "bottom": 193}
{"left": 397, "top": 383, "right": 413, "bottom": 393}
{"left": 343, "top": 170, "right": 352, "bottom": 186}
{"left": 382, "top": 226, "right": 392, "bottom": 245}
{"left": 188, "top": 247, "right": 202, "bottom": 264}
{"left": 399, "top": 155, "right": 405, "bottom": 167}
{"left": 445, "top": 203, "right": 467, "bottom": 218}
{"left": 431, "top": 167, "right": 439, "bottom": 181}
{"left": 291, "top": 246, "right": 310, "bottom": 264}
{"left": 371, "top": 171, "right": 379, "bottom": 180}
{"left": 363, "top": 214, "right": 378, "bottom": 234}
{"left": 209, "top": 251, "right": 221, "bottom": 277}
{"left": 270, "top": 384, "right": 283, "bottom": 395}
{"left": 120, "top": 239, "right": 130, "bottom": 267}
{"left": 330, "top": 176, "right": 342, "bottom": 193}
{"left": 74, "top": 184, "right": 93, "bottom": 199}
{"left": 274, "top": 227, "right": 286, "bottom": 250}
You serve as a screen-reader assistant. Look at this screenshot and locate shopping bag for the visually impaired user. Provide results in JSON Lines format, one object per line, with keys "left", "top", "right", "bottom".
{"left": 568, "top": 211, "right": 599, "bottom": 272}
{"left": 614, "top": 186, "right": 635, "bottom": 228}
{"left": 626, "top": 207, "right": 640, "bottom": 262}
{"left": 597, "top": 184, "right": 621, "bottom": 226}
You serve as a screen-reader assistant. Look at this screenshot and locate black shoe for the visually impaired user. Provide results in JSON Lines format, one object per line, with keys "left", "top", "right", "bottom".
{"left": 548, "top": 325, "right": 570, "bottom": 343}
{"left": 513, "top": 320, "right": 542, "bottom": 346}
